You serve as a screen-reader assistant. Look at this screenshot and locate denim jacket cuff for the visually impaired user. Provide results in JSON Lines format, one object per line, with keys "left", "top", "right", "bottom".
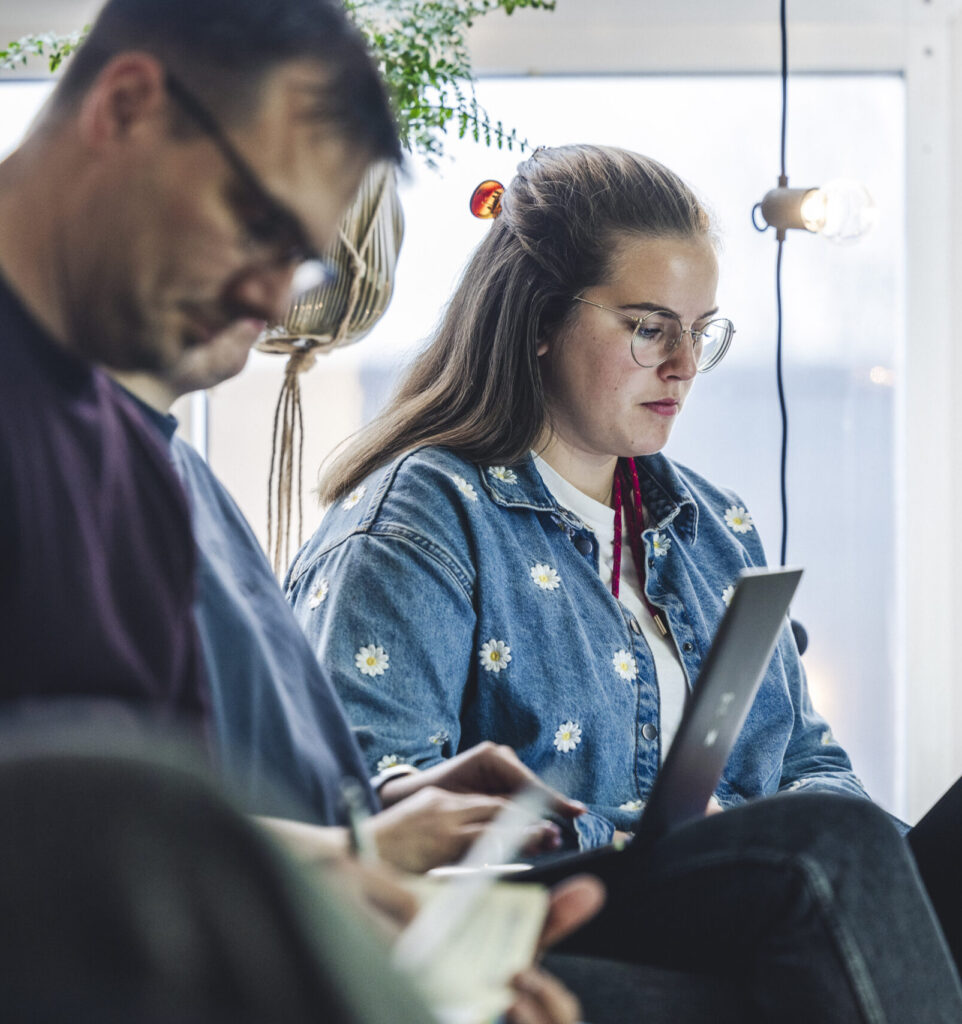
{"left": 572, "top": 809, "right": 616, "bottom": 850}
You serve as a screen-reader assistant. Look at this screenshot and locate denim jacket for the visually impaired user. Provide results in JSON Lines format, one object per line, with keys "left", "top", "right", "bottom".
{"left": 287, "top": 447, "right": 868, "bottom": 849}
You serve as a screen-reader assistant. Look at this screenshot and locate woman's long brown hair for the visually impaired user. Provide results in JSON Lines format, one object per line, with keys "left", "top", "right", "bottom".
{"left": 318, "top": 145, "right": 712, "bottom": 502}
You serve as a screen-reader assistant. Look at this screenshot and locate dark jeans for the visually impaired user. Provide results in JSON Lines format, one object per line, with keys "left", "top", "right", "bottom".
{"left": 540, "top": 792, "right": 962, "bottom": 1024}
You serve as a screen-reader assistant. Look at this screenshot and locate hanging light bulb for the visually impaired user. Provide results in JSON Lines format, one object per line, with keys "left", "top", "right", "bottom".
{"left": 756, "top": 176, "right": 877, "bottom": 242}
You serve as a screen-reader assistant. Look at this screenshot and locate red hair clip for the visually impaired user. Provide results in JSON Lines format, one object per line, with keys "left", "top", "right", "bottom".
{"left": 469, "top": 179, "right": 505, "bottom": 219}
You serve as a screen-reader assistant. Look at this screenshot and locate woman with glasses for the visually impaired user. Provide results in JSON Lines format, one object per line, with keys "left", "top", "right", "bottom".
{"left": 284, "top": 145, "right": 962, "bottom": 1021}
{"left": 287, "top": 144, "right": 864, "bottom": 847}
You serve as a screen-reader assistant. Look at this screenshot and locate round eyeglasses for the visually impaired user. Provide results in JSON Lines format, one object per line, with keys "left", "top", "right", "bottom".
{"left": 574, "top": 296, "right": 735, "bottom": 373}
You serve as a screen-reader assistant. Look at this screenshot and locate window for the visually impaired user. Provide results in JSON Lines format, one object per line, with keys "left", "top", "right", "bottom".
{"left": 1, "top": 73, "right": 905, "bottom": 815}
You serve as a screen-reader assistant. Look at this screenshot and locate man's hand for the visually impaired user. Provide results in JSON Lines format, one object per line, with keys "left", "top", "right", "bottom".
{"left": 363, "top": 785, "right": 562, "bottom": 873}
{"left": 378, "top": 742, "right": 587, "bottom": 820}
{"left": 504, "top": 874, "right": 605, "bottom": 1024}
{"left": 506, "top": 967, "right": 584, "bottom": 1024}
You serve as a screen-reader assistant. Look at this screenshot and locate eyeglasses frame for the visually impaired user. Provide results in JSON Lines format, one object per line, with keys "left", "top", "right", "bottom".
{"left": 164, "top": 73, "right": 329, "bottom": 280}
{"left": 573, "top": 295, "right": 735, "bottom": 373}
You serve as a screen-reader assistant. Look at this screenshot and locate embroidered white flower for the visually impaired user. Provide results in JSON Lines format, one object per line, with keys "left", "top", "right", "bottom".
{"left": 530, "top": 564, "right": 561, "bottom": 591}
{"left": 343, "top": 485, "right": 366, "bottom": 510}
{"left": 724, "top": 505, "right": 754, "bottom": 534}
{"left": 721, "top": 584, "right": 735, "bottom": 607}
{"left": 355, "top": 644, "right": 389, "bottom": 677}
{"left": 450, "top": 473, "right": 478, "bottom": 501}
{"left": 429, "top": 730, "right": 450, "bottom": 746}
{"left": 651, "top": 532, "right": 671, "bottom": 557}
{"left": 376, "top": 753, "right": 402, "bottom": 772}
{"left": 488, "top": 465, "right": 518, "bottom": 484}
{"left": 619, "top": 799, "right": 645, "bottom": 812}
{"left": 308, "top": 578, "right": 330, "bottom": 609}
{"left": 479, "top": 638, "right": 511, "bottom": 672}
{"left": 612, "top": 649, "right": 637, "bottom": 681}
{"left": 554, "top": 721, "right": 582, "bottom": 753}
{"left": 820, "top": 729, "right": 834, "bottom": 746}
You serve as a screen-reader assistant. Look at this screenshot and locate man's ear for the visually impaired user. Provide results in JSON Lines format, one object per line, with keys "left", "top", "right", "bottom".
{"left": 77, "top": 53, "right": 168, "bottom": 150}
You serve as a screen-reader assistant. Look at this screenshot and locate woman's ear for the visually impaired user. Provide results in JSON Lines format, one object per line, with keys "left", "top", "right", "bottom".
{"left": 536, "top": 338, "right": 550, "bottom": 357}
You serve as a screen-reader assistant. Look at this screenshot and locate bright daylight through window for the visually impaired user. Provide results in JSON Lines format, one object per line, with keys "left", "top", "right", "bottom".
{"left": 0, "top": 72, "right": 905, "bottom": 815}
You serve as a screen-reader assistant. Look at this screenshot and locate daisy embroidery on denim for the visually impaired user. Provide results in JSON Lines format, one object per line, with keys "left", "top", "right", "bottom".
{"left": 355, "top": 644, "right": 389, "bottom": 677}
{"left": 488, "top": 466, "right": 518, "bottom": 484}
{"left": 429, "top": 730, "right": 450, "bottom": 746}
{"left": 820, "top": 729, "right": 834, "bottom": 746}
{"left": 450, "top": 473, "right": 478, "bottom": 501}
{"left": 530, "top": 564, "right": 561, "bottom": 591}
{"left": 479, "top": 638, "right": 511, "bottom": 672}
{"left": 376, "top": 753, "right": 402, "bottom": 772}
{"left": 308, "top": 578, "right": 330, "bottom": 609}
{"left": 619, "top": 799, "right": 644, "bottom": 812}
{"left": 724, "top": 505, "right": 754, "bottom": 534}
{"left": 651, "top": 532, "right": 671, "bottom": 557}
{"left": 721, "top": 584, "right": 735, "bottom": 607}
{"left": 343, "top": 485, "right": 366, "bottom": 510}
{"left": 612, "top": 649, "right": 637, "bottom": 681}
{"left": 554, "top": 721, "right": 582, "bottom": 753}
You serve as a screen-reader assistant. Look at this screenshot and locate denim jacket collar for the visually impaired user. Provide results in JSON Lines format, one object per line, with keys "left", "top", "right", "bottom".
{"left": 479, "top": 452, "right": 701, "bottom": 545}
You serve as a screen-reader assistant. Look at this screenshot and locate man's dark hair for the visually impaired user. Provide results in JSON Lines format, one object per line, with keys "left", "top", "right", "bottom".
{"left": 52, "top": 0, "right": 400, "bottom": 164}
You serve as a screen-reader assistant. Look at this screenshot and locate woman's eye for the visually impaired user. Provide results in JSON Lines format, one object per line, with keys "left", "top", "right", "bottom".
{"left": 635, "top": 325, "right": 663, "bottom": 342}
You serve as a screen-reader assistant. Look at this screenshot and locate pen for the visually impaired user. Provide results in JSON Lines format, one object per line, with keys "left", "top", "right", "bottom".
{"left": 340, "top": 776, "right": 377, "bottom": 862}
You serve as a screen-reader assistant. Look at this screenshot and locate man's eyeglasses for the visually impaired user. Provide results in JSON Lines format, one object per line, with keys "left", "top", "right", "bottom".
{"left": 164, "top": 73, "right": 333, "bottom": 303}
{"left": 574, "top": 296, "right": 735, "bottom": 373}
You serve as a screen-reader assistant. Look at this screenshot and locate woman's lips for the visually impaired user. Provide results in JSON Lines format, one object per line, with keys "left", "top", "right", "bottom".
{"left": 643, "top": 399, "right": 679, "bottom": 417}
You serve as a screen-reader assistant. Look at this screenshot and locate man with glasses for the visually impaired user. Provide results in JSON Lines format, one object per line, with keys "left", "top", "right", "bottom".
{"left": 0, "top": 0, "right": 397, "bottom": 717}
{"left": 0, "top": 4, "right": 600, "bottom": 1021}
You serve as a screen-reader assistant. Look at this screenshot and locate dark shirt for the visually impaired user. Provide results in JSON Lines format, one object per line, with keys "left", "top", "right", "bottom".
{"left": 0, "top": 274, "right": 206, "bottom": 721}
{"left": 128, "top": 396, "right": 376, "bottom": 824}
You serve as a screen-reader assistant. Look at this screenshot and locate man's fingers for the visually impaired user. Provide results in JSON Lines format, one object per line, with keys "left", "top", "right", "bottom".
{"left": 521, "top": 821, "right": 563, "bottom": 854}
{"left": 508, "top": 968, "right": 582, "bottom": 1024}
{"left": 475, "top": 744, "right": 588, "bottom": 819}
{"left": 539, "top": 875, "right": 605, "bottom": 950}
{"left": 444, "top": 792, "right": 511, "bottom": 823}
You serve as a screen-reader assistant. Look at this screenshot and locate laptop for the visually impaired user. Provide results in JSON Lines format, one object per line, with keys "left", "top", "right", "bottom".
{"left": 516, "top": 565, "right": 803, "bottom": 885}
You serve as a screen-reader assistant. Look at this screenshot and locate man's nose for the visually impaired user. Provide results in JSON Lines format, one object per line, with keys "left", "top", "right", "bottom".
{"left": 228, "top": 264, "right": 298, "bottom": 324}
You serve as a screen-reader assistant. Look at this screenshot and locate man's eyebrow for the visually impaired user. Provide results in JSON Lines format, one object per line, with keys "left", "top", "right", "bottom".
{"left": 622, "top": 302, "right": 720, "bottom": 321}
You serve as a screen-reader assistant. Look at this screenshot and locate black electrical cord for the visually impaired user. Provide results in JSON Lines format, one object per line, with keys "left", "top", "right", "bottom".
{"left": 776, "top": 0, "right": 789, "bottom": 568}
{"left": 776, "top": 0, "right": 806, "bottom": 651}
{"left": 775, "top": 238, "right": 788, "bottom": 566}
{"left": 780, "top": 0, "right": 788, "bottom": 182}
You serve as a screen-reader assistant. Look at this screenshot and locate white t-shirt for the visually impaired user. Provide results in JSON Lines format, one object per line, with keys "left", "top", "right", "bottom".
{"left": 533, "top": 456, "right": 688, "bottom": 759}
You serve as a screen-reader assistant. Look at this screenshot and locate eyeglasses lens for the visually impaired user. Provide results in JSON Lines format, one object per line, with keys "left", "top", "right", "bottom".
{"left": 631, "top": 313, "right": 733, "bottom": 373}
{"left": 695, "top": 320, "right": 733, "bottom": 372}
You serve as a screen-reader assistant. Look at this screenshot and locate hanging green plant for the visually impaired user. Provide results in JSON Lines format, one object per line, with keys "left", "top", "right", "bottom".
{"left": 1, "top": 0, "right": 554, "bottom": 164}
{"left": 0, "top": 29, "right": 88, "bottom": 73}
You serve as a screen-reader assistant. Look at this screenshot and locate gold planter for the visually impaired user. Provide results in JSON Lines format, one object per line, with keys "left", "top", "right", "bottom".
{"left": 257, "top": 162, "right": 404, "bottom": 354}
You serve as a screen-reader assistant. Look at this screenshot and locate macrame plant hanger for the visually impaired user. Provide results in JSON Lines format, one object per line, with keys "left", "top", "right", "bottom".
{"left": 266, "top": 170, "right": 394, "bottom": 576}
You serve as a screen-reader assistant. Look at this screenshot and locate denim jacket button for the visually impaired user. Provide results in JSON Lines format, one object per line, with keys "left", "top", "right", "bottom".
{"left": 629, "top": 617, "right": 642, "bottom": 634}
{"left": 575, "top": 536, "right": 593, "bottom": 556}
{"left": 642, "top": 722, "right": 658, "bottom": 741}
{"left": 682, "top": 641, "right": 694, "bottom": 652}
